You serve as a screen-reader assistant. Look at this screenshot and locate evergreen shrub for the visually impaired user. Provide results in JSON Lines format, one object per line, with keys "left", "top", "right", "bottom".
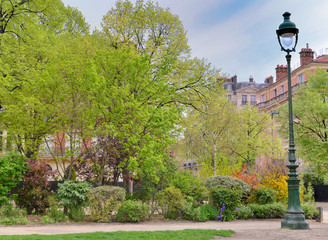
{"left": 250, "top": 187, "right": 277, "bottom": 204}
{"left": 158, "top": 186, "right": 184, "bottom": 220}
{"left": 210, "top": 187, "right": 242, "bottom": 221}
{"left": 116, "top": 200, "right": 150, "bottom": 222}
{"left": 205, "top": 175, "right": 250, "bottom": 200}
{"left": 87, "top": 186, "right": 126, "bottom": 222}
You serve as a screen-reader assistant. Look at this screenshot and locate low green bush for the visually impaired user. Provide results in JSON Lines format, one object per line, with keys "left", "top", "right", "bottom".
{"left": 247, "top": 202, "right": 285, "bottom": 219}
{"left": 235, "top": 206, "right": 253, "bottom": 219}
{"left": 169, "top": 171, "right": 208, "bottom": 203}
{"left": 251, "top": 187, "right": 276, "bottom": 204}
{"left": 43, "top": 196, "right": 69, "bottom": 223}
{"left": 0, "top": 202, "right": 28, "bottom": 225}
{"left": 180, "top": 201, "right": 205, "bottom": 222}
{"left": 205, "top": 175, "right": 250, "bottom": 201}
{"left": 57, "top": 181, "right": 92, "bottom": 220}
{"left": 116, "top": 200, "right": 150, "bottom": 222}
{"left": 158, "top": 186, "right": 184, "bottom": 220}
{"left": 301, "top": 203, "right": 319, "bottom": 220}
{"left": 210, "top": 187, "right": 242, "bottom": 221}
{"left": 87, "top": 186, "right": 126, "bottom": 222}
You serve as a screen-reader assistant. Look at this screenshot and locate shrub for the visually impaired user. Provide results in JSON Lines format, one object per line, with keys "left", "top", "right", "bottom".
{"left": 235, "top": 206, "right": 253, "bottom": 219}
{"left": 181, "top": 203, "right": 221, "bottom": 222}
{"left": 232, "top": 164, "right": 261, "bottom": 188}
{"left": 0, "top": 152, "right": 27, "bottom": 205}
{"left": 301, "top": 203, "right": 319, "bottom": 220}
{"left": 169, "top": 171, "right": 207, "bottom": 203}
{"left": 0, "top": 202, "right": 28, "bottom": 225}
{"left": 87, "top": 186, "right": 126, "bottom": 222}
{"left": 116, "top": 200, "right": 150, "bottom": 222}
{"left": 247, "top": 202, "right": 286, "bottom": 219}
{"left": 205, "top": 175, "right": 250, "bottom": 200}
{"left": 44, "top": 195, "right": 69, "bottom": 223}
{"left": 300, "top": 182, "right": 315, "bottom": 203}
{"left": 260, "top": 173, "right": 288, "bottom": 203}
{"left": 210, "top": 188, "right": 242, "bottom": 221}
{"left": 158, "top": 186, "right": 184, "bottom": 220}
{"left": 16, "top": 159, "right": 54, "bottom": 214}
{"left": 180, "top": 201, "right": 209, "bottom": 222}
{"left": 301, "top": 171, "right": 324, "bottom": 186}
{"left": 57, "top": 181, "right": 92, "bottom": 220}
{"left": 250, "top": 187, "right": 277, "bottom": 204}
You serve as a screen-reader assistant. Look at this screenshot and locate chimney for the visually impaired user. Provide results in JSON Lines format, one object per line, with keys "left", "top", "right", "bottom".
{"left": 300, "top": 43, "right": 314, "bottom": 66}
{"left": 231, "top": 75, "right": 237, "bottom": 90}
{"left": 249, "top": 76, "right": 254, "bottom": 83}
{"left": 275, "top": 65, "right": 288, "bottom": 82}
{"left": 265, "top": 76, "right": 274, "bottom": 85}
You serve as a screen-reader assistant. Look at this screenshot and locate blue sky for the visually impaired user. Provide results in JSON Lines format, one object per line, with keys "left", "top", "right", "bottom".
{"left": 62, "top": 0, "right": 328, "bottom": 84}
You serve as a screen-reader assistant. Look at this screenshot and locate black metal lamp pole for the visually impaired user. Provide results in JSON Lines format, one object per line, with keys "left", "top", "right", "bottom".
{"left": 276, "top": 12, "right": 309, "bottom": 230}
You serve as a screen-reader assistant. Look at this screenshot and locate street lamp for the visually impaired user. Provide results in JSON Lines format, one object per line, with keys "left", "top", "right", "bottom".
{"left": 276, "top": 12, "right": 309, "bottom": 230}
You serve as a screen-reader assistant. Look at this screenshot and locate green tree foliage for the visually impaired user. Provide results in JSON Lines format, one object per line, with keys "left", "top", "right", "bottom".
{"left": 231, "top": 105, "right": 280, "bottom": 166}
{"left": 183, "top": 95, "right": 238, "bottom": 176}
{"left": 0, "top": 152, "right": 27, "bottom": 205}
{"left": 278, "top": 68, "right": 328, "bottom": 179}
{"left": 182, "top": 95, "right": 281, "bottom": 176}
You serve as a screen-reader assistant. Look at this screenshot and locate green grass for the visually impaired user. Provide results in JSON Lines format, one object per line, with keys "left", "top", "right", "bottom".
{"left": 1, "top": 229, "right": 234, "bottom": 240}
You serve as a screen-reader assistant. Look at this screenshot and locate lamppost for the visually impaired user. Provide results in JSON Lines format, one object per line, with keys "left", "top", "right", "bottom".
{"left": 276, "top": 12, "right": 309, "bottom": 230}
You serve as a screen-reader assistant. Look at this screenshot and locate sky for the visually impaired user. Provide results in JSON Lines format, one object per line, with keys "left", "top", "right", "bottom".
{"left": 61, "top": 0, "right": 328, "bottom": 83}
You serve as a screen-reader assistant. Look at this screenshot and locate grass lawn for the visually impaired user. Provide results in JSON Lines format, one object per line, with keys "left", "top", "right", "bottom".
{"left": 1, "top": 229, "right": 234, "bottom": 240}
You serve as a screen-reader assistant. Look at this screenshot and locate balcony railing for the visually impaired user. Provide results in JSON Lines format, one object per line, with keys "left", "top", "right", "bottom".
{"left": 256, "top": 83, "right": 302, "bottom": 110}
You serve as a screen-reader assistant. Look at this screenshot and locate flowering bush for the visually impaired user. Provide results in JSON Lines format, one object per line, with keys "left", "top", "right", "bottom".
{"left": 232, "top": 165, "right": 261, "bottom": 189}
{"left": 260, "top": 173, "right": 288, "bottom": 203}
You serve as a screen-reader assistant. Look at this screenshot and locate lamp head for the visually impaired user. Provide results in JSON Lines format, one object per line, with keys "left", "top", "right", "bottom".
{"left": 276, "top": 12, "right": 299, "bottom": 53}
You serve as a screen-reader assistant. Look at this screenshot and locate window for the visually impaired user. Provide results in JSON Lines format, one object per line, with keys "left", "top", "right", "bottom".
{"left": 298, "top": 73, "right": 304, "bottom": 83}
{"left": 250, "top": 95, "right": 256, "bottom": 105}
{"left": 280, "top": 85, "right": 284, "bottom": 94}
{"left": 274, "top": 89, "right": 277, "bottom": 97}
{"left": 261, "top": 94, "right": 265, "bottom": 103}
{"left": 228, "top": 95, "right": 231, "bottom": 101}
{"left": 242, "top": 95, "right": 247, "bottom": 105}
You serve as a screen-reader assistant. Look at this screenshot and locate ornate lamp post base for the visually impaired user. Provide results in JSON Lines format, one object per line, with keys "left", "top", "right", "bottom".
{"left": 281, "top": 213, "right": 309, "bottom": 230}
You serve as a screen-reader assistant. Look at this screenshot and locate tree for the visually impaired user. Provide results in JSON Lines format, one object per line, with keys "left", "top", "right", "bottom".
{"left": 278, "top": 68, "right": 328, "bottom": 179}
{"left": 0, "top": 0, "right": 66, "bottom": 37}
{"left": 0, "top": 1, "right": 90, "bottom": 160}
{"left": 231, "top": 104, "right": 280, "bottom": 167}
{"left": 183, "top": 94, "right": 238, "bottom": 176}
{"left": 76, "top": 0, "right": 221, "bottom": 189}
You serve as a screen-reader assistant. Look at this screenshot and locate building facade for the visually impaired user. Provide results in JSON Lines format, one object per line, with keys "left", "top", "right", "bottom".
{"left": 225, "top": 44, "right": 328, "bottom": 112}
